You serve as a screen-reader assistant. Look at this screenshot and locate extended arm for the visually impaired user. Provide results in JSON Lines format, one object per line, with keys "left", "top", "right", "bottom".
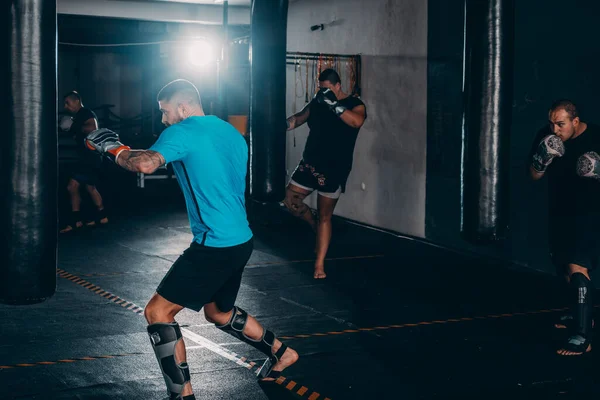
{"left": 116, "top": 150, "right": 166, "bottom": 174}
{"left": 85, "top": 128, "right": 175, "bottom": 174}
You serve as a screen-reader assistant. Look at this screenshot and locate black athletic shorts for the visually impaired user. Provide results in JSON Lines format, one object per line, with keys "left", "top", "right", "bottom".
{"left": 550, "top": 214, "right": 600, "bottom": 272}
{"left": 71, "top": 159, "right": 101, "bottom": 186}
{"left": 157, "top": 238, "right": 253, "bottom": 312}
{"left": 72, "top": 171, "right": 98, "bottom": 186}
{"left": 289, "top": 159, "right": 342, "bottom": 198}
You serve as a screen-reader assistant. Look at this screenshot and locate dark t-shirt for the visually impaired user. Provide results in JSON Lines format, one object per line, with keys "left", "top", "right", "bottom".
{"left": 69, "top": 107, "right": 101, "bottom": 171}
{"left": 303, "top": 95, "right": 366, "bottom": 190}
{"left": 529, "top": 123, "right": 600, "bottom": 218}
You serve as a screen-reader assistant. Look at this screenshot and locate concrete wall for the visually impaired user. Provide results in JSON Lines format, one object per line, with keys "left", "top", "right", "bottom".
{"left": 286, "top": 0, "right": 428, "bottom": 237}
{"left": 57, "top": 0, "right": 250, "bottom": 25}
{"left": 59, "top": 51, "right": 143, "bottom": 120}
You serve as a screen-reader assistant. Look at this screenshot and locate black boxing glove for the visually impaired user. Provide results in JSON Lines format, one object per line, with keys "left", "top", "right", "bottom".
{"left": 531, "top": 134, "right": 565, "bottom": 173}
{"left": 85, "top": 128, "right": 131, "bottom": 163}
{"left": 315, "top": 88, "right": 346, "bottom": 116}
{"left": 576, "top": 151, "right": 600, "bottom": 180}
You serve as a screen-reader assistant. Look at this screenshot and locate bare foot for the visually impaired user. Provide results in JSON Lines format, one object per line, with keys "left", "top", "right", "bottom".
{"left": 557, "top": 335, "right": 592, "bottom": 356}
{"left": 557, "top": 343, "right": 592, "bottom": 356}
{"left": 59, "top": 225, "right": 73, "bottom": 233}
{"left": 261, "top": 340, "right": 299, "bottom": 381}
{"left": 313, "top": 264, "right": 326, "bottom": 279}
{"left": 87, "top": 217, "right": 108, "bottom": 227}
{"left": 60, "top": 221, "right": 83, "bottom": 233}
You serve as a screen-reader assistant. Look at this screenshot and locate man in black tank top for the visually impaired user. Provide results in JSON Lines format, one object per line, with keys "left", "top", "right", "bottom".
{"left": 60, "top": 91, "right": 109, "bottom": 233}
{"left": 529, "top": 99, "right": 600, "bottom": 356}
{"left": 284, "top": 69, "right": 367, "bottom": 279}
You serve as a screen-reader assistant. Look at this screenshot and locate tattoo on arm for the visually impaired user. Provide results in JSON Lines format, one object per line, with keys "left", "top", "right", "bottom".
{"left": 117, "top": 150, "right": 165, "bottom": 174}
{"left": 292, "top": 103, "right": 311, "bottom": 127}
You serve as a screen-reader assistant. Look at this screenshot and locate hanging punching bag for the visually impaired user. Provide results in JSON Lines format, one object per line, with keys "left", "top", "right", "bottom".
{"left": 462, "top": 0, "right": 514, "bottom": 243}
{"left": 249, "top": 0, "right": 288, "bottom": 203}
{"left": 0, "top": 0, "right": 57, "bottom": 304}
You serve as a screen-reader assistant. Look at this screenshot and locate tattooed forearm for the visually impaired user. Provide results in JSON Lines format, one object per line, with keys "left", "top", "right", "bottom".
{"left": 117, "top": 150, "right": 165, "bottom": 174}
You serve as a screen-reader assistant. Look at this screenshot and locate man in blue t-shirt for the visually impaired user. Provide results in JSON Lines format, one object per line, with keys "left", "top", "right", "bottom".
{"left": 85, "top": 79, "right": 298, "bottom": 399}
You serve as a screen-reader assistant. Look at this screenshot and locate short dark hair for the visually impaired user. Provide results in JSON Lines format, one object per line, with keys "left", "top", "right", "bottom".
{"left": 64, "top": 91, "right": 81, "bottom": 102}
{"left": 157, "top": 79, "right": 201, "bottom": 104}
{"left": 549, "top": 99, "right": 579, "bottom": 120}
{"left": 318, "top": 68, "right": 341, "bottom": 85}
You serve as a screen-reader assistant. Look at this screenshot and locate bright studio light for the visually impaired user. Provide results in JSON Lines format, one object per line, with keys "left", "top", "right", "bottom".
{"left": 188, "top": 41, "right": 214, "bottom": 67}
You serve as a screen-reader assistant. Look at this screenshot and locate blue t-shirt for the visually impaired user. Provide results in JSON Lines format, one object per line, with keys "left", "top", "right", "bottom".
{"left": 150, "top": 116, "right": 253, "bottom": 247}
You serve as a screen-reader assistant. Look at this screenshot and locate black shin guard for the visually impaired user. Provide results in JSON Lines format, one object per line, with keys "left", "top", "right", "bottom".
{"left": 571, "top": 272, "right": 593, "bottom": 337}
{"left": 215, "top": 306, "right": 287, "bottom": 379}
{"left": 147, "top": 322, "right": 191, "bottom": 399}
{"left": 216, "top": 306, "right": 287, "bottom": 378}
{"left": 216, "top": 306, "right": 276, "bottom": 356}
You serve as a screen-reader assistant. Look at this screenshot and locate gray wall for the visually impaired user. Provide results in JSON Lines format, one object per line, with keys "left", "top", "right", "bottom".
{"left": 59, "top": 50, "right": 143, "bottom": 120}
{"left": 286, "top": 0, "right": 428, "bottom": 237}
{"left": 58, "top": 0, "right": 250, "bottom": 25}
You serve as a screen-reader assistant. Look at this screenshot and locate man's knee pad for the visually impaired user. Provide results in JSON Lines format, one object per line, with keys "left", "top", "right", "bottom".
{"left": 216, "top": 306, "right": 276, "bottom": 357}
{"left": 570, "top": 272, "right": 593, "bottom": 336}
{"left": 147, "top": 322, "right": 190, "bottom": 397}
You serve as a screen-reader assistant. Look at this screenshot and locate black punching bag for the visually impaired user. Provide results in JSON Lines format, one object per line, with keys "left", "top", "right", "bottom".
{"left": 462, "top": 0, "right": 514, "bottom": 243}
{"left": 249, "top": 0, "right": 288, "bottom": 202}
{"left": 0, "top": 0, "right": 57, "bottom": 304}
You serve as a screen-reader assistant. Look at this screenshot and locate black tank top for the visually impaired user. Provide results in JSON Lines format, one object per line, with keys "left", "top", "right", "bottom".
{"left": 303, "top": 95, "right": 366, "bottom": 188}
{"left": 69, "top": 106, "right": 101, "bottom": 170}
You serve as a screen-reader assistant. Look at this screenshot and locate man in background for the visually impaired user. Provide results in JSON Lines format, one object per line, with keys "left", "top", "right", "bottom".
{"left": 284, "top": 69, "right": 367, "bottom": 279}
{"left": 529, "top": 99, "right": 600, "bottom": 355}
{"left": 60, "top": 91, "right": 109, "bottom": 233}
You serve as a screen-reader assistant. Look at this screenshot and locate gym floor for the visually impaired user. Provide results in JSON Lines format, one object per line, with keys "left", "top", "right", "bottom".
{"left": 1, "top": 200, "right": 598, "bottom": 399}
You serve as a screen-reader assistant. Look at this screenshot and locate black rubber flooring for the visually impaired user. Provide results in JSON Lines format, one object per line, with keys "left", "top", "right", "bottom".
{"left": 1, "top": 200, "right": 598, "bottom": 399}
